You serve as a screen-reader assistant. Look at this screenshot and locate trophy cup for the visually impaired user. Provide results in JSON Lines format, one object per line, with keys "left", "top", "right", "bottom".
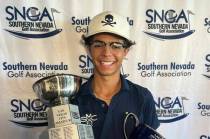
{"left": 33, "top": 74, "right": 94, "bottom": 139}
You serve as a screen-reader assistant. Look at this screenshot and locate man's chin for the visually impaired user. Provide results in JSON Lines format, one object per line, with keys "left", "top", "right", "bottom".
{"left": 96, "top": 71, "right": 119, "bottom": 77}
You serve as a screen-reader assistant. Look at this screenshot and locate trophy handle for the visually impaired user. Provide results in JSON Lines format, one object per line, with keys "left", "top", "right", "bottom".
{"left": 123, "top": 112, "right": 140, "bottom": 139}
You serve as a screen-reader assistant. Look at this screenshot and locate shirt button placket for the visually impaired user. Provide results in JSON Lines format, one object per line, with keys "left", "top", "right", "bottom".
{"left": 101, "top": 102, "right": 108, "bottom": 113}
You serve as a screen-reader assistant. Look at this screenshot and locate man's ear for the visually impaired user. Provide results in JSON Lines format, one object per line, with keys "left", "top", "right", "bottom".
{"left": 124, "top": 48, "right": 130, "bottom": 56}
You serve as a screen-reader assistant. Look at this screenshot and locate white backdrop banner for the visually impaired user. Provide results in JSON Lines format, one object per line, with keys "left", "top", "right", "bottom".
{"left": 0, "top": 0, "right": 210, "bottom": 139}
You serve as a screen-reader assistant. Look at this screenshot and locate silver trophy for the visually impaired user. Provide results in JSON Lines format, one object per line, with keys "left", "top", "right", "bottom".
{"left": 33, "top": 74, "right": 94, "bottom": 139}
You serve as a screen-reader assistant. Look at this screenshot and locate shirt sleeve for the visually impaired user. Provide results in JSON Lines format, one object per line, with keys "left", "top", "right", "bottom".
{"left": 143, "top": 89, "right": 160, "bottom": 129}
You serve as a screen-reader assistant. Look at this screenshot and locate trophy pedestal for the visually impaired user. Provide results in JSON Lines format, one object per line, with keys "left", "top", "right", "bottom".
{"left": 48, "top": 124, "right": 94, "bottom": 139}
{"left": 48, "top": 104, "right": 81, "bottom": 128}
{"left": 47, "top": 104, "right": 94, "bottom": 139}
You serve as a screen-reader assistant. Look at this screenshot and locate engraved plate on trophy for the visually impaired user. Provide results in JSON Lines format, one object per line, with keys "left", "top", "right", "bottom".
{"left": 48, "top": 124, "right": 94, "bottom": 139}
{"left": 47, "top": 104, "right": 81, "bottom": 128}
{"left": 33, "top": 74, "right": 94, "bottom": 139}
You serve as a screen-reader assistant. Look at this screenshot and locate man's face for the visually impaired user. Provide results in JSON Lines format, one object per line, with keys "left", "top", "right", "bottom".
{"left": 88, "top": 33, "right": 129, "bottom": 77}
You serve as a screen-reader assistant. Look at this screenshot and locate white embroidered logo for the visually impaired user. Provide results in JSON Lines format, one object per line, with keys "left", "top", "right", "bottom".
{"left": 81, "top": 113, "right": 98, "bottom": 125}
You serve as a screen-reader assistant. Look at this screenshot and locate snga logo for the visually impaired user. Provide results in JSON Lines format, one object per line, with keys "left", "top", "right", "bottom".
{"left": 203, "top": 54, "right": 210, "bottom": 79}
{"left": 155, "top": 96, "right": 189, "bottom": 123}
{"left": 10, "top": 98, "right": 47, "bottom": 127}
{"left": 144, "top": 9, "right": 195, "bottom": 40}
{"left": 4, "top": 6, "right": 62, "bottom": 39}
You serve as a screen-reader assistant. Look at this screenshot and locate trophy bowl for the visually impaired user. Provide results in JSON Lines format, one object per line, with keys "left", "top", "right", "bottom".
{"left": 33, "top": 74, "right": 82, "bottom": 107}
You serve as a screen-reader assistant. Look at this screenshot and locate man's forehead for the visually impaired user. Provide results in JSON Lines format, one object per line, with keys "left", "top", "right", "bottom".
{"left": 92, "top": 33, "right": 125, "bottom": 41}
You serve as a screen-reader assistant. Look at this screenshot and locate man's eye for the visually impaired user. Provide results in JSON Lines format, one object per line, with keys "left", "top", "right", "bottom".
{"left": 111, "top": 43, "right": 123, "bottom": 49}
{"left": 92, "top": 42, "right": 103, "bottom": 48}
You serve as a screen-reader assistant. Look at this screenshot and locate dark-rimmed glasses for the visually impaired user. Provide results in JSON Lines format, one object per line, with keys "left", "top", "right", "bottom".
{"left": 90, "top": 40, "right": 126, "bottom": 51}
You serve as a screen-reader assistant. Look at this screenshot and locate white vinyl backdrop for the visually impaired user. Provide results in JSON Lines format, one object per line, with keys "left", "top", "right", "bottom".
{"left": 0, "top": 0, "right": 210, "bottom": 139}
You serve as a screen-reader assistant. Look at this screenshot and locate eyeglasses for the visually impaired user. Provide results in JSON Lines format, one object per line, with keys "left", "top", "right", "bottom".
{"left": 90, "top": 40, "right": 126, "bottom": 50}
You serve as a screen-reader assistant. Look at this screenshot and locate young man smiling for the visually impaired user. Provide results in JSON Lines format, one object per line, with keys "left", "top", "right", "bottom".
{"left": 72, "top": 11, "right": 159, "bottom": 139}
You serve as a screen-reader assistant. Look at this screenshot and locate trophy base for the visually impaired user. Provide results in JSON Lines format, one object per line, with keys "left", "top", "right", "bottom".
{"left": 48, "top": 104, "right": 81, "bottom": 128}
{"left": 48, "top": 123, "right": 94, "bottom": 139}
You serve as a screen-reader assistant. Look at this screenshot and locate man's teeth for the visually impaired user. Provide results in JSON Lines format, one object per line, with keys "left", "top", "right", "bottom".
{"left": 101, "top": 61, "right": 113, "bottom": 65}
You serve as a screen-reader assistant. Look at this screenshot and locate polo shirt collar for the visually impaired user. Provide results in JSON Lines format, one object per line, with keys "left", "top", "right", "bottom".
{"left": 79, "top": 74, "right": 130, "bottom": 96}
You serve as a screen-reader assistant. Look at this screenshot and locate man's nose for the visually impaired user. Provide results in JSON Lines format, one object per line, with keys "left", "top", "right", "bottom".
{"left": 102, "top": 44, "right": 112, "bottom": 56}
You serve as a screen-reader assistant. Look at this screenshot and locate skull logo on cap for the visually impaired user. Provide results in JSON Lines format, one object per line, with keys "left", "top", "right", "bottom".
{"left": 101, "top": 14, "right": 116, "bottom": 27}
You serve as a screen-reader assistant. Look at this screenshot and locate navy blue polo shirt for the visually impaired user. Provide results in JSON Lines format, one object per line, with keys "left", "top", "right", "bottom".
{"left": 72, "top": 75, "right": 159, "bottom": 139}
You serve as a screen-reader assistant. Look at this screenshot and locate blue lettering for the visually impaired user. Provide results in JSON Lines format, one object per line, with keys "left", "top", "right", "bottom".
{"left": 146, "top": 9, "right": 154, "bottom": 23}
{"left": 31, "top": 99, "right": 47, "bottom": 111}
{"left": 155, "top": 97, "right": 172, "bottom": 109}
{"left": 11, "top": 99, "right": 19, "bottom": 112}
{"left": 40, "top": 7, "right": 52, "bottom": 21}
{"left": 155, "top": 10, "right": 164, "bottom": 23}
{"left": 155, "top": 97, "right": 182, "bottom": 109}
{"left": 2, "top": 62, "right": 7, "bottom": 70}
{"left": 27, "top": 7, "right": 39, "bottom": 21}
{"left": 155, "top": 97, "right": 160, "bottom": 108}
{"left": 205, "top": 54, "right": 210, "bottom": 64}
{"left": 146, "top": 9, "right": 188, "bottom": 23}
{"left": 204, "top": 18, "right": 210, "bottom": 26}
{"left": 177, "top": 9, "right": 188, "bottom": 23}
{"left": 79, "top": 55, "right": 87, "bottom": 68}
{"left": 205, "top": 54, "right": 210, "bottom": 72}
{"left": 71, "top": 16, "right": 91, "bottom": 25}
{"left": 5, "top": 6, "right": 14, "bottom": 20}
{"left": 19, "top": 99, "right": 30, "bottom": 111}
{"left": 5, "top": 6, "right": 52, "bottom": 21}
{"left": 15, "top": 6, "right": 26, "bottom": 20}
{"left": 172, "top": 97, "right": 182, "bottom": 108}
{"left": 198, "top": 102, "right": 202, "bottom": 109}
{"left": 72, "top": 16, "right": 76, "bottom": 25}
{"left": 198, "top": 102, "right": 210, "bottom": 110}
{"left": 10, "top": 99, "right": 47, "bottom": 112}
{"left": 161, "top": 97, "right": 173, "bottom": 109}
{"left": 200, "top": 135, "right": 210, "bottom": 139}
{"left": 165, "top": 10, "right": 176, "bottom": 23}
{"left": 79, "top": 55, "right": 93, "bottom": 68}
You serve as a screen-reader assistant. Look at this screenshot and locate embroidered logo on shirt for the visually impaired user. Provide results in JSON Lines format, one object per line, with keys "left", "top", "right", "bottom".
{"left": 81, "top": 113, "right": 98, "bottom": 126}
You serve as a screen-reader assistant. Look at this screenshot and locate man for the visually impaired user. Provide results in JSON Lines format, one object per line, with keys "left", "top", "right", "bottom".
{"left": 72, "top": 11, "right": 160, "bottom": 139}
